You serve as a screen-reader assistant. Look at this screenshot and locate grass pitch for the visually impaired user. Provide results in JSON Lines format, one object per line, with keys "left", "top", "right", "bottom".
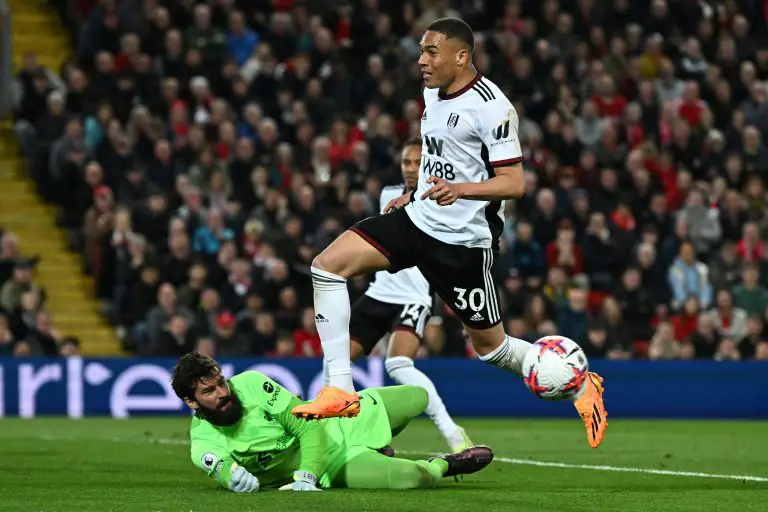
{"left": 3, "top": 418, "right": 767, "bottom": 512}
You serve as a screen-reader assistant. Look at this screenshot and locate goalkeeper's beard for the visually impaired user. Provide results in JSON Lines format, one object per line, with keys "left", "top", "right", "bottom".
{"left": 199, "top": 393, "right": 244, "bottom": 426}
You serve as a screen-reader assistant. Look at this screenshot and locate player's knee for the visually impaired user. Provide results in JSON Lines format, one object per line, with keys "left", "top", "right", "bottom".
{"left": 311, "top": 251, "right": 342, "bottom": 276}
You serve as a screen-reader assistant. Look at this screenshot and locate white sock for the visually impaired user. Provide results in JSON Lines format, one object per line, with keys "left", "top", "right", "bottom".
{"left": 312, "top": 267, "right": 355, "bottom": 393}
{"left": 478, "top": 335, "right": 532, "bottom": 376}
{"left": 322, "top": 355, "right": 330, "bottom": 387}
{"left": 385, "top": 356, "right": 459, "bottom": 440}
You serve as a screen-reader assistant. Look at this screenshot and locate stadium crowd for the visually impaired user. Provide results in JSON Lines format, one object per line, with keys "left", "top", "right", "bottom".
{"left": 7, "top": 0, "right": 768, "bottom": 361}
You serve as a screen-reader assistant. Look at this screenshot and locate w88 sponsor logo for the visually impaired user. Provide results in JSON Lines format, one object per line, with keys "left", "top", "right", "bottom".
{"left": 423, "top": 156, "right": 456, "bottom": 180}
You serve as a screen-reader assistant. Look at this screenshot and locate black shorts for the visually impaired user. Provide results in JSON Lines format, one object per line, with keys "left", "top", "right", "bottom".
{"left": 350, "top": 208, "right": 502, "bottom": 330}
{"left": 349, "top": 295, "right": 431, "bottom": 355}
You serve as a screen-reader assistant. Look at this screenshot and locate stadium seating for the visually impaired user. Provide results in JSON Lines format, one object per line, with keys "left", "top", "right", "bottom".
{"left": 4, "top": 0, "right": 768, "bottom": 361}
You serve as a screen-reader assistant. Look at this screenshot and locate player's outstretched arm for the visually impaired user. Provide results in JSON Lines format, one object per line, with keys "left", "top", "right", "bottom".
{"left": 275, "top": 395, "right": 326, "bottom": 491}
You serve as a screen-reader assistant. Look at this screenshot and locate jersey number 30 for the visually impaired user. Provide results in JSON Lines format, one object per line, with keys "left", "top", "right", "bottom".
{"left": 453, "top": 287, "right": 486, "bottom": 312}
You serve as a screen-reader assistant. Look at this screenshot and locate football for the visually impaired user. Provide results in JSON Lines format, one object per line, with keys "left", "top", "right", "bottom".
{"left": 522, "top": 336, "right": 589, "bottom": 401}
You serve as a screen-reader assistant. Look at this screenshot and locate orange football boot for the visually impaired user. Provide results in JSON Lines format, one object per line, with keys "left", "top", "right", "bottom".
{"left": 291, "top": 386, "right": 360, "bottom": 420}
{"left": 573, "top": 372, "right": 608, "bottom": 448}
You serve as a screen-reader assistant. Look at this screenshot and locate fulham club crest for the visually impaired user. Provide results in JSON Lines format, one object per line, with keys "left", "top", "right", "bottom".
{"left": 447, "top": 113, "right": 460, "bottom": 129}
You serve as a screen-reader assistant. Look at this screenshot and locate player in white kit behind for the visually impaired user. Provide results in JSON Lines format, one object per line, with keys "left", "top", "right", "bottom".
{"left": 295, "top": 17, "right": 607, "bottom": 450}
{"left": 322, "top": 138, "right": 472, "bottom": 452}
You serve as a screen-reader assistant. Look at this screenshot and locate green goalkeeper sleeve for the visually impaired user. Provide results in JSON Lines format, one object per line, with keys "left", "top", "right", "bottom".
{"left": 274, "top": 395, "right": 326, "bottom": 479}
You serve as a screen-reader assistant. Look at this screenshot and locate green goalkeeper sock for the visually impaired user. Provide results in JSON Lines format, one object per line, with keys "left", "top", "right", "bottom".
{"left": 427, "top": 457, "right": 449, "bottom": 476}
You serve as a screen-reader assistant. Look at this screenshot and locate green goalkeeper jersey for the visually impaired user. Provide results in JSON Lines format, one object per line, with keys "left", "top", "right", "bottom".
{"left": 190, "top": 371, "right": 392, "bottom": 489}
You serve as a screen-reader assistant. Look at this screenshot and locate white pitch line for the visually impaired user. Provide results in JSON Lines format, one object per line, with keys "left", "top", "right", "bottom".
{"left": 399, "top": 451, "right": 768, "bottom": 483}
{"left": 41, "top": 436, "right": 768, "bottom": 483}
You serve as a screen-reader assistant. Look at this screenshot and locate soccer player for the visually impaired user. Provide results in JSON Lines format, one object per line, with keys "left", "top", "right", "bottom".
{"left": 173, "top": 352, "right": 494, "bottom": 492}
{"left": 292, "top": 17, "right": 608, "bottom": 449}
{"left": 322, "top": 137, "right": 471, "bottom": 452}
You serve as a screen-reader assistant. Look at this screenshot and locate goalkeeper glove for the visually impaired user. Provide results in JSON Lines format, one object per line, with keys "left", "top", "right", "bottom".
{"left": 279, "top": 471, "right": 321, "bottom": 491}
{"left": 230, "top": 463, "right": 259, "bottom": 493}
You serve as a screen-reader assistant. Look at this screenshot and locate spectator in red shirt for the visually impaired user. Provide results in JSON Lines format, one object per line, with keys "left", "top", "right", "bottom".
{"left": 738, "top": 221, "right": 767, "bottom": 261}
{"left": 672, "top": 296, "right": 700, "bottom": 342}
{"left": 592, "top": 74, "right": 627, "bottom": 119}
{"left": 611, "top": 201, "right": 636, "bottom": 232}
{"left": 676, "top": 81, "right": 707, "bottom": 127}
{"left": 294, "top": 307, "right": 322, "bottom": 357}
{"left": 114, "top": 33, "right": 139, "bottom": 73}
{"left": 328, "top": 119, "right": 360, "bottom": 168}
{"left": 546, "top": 219, "right": 583, "bottom": 275}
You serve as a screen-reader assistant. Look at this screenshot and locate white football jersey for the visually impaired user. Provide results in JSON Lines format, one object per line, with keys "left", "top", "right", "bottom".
{"left": 405, "top": 75, "right": 523, "bottom": 249}
{"left": 365, "top": 184, "right": 432, "bottom": 307}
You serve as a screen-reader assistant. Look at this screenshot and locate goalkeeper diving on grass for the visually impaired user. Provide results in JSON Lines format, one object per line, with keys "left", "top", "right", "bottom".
{"left": 172, "top": 351, "right": 493, "bottom": 492}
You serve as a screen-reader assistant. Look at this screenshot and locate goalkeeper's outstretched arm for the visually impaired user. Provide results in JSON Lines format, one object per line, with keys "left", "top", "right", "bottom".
{"left": 274, "top": 395, "right": 326, "bottom": 490}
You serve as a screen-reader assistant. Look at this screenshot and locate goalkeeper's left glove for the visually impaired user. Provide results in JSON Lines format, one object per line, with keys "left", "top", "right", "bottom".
{"left": 279, "top": 471, "right": 321, "bottom": 491}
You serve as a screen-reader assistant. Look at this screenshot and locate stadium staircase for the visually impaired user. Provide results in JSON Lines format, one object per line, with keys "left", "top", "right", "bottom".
{"left": 0, "top": 0, "right": 122, "bottom": 355}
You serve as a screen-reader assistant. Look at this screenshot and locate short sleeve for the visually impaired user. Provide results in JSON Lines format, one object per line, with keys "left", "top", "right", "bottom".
{"left": 476, "top": 102, "right": 524, "bottom": 168}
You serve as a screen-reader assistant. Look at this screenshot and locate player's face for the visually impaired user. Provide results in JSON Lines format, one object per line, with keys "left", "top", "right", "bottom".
{"left": 188, "top": 372, "right": 244, "bottom": 426}
{"left": 418, "top": 31, "right": 467, "bottom": 89}
{"left": 400, "top": 144, "right": 421, "bottom": 188}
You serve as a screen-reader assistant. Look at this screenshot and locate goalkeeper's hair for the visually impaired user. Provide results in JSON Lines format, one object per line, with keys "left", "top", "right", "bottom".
{"left": 171, "top": 351, "right": 222, "bottom": 400}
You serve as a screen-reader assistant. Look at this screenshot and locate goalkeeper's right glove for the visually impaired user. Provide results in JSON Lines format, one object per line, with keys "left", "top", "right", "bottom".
{"left": 230, "top": 463, "right": 259, "bottom": 493}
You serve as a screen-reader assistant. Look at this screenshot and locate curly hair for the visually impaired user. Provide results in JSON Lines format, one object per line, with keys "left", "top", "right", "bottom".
{"left": 171, "top": 351, "right": 222, "bottom": 401}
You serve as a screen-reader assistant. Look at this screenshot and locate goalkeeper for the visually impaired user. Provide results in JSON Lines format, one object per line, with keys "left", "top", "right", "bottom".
{"left": 172, "top": 352, "right": 493, "bottom": 492}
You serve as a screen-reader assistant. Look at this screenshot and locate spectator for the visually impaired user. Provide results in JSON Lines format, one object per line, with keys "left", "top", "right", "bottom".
{"left": 227, "top": 11, "right": 259, "bottom": 67}
{"left": 709, "top": 240, "right": 742, "bottom": 292}
{"left": 733, "top": 263, "right": 768, "bottom": 316}
{"left": 0, "top": 260, "right": 42, "bottom": 314}
{"left": 678, "top": 188, "right": 721, "bottom": 257}
{"left": 156, "top": 314, "right": 196, "bottom": 356}
{"left": 293, "top": 307, "right": 321, "bottom": 357}
{"left": 595, "top": 297, "right": 633, "bottom": 359}
{"left": 59, "top": 337, "right": 81, "bottom": 357}
{"left": 26, "top": 311, "right": 61, "bottom": 357}
{"left": 506, "top": 220, "right": 544, "bottom": 286}
{"left": 671, "top": 297, "right": 700, "bottom": 342}
{"left": 545, "top": 219, "right": 582, "bottom": 276}
{"left": 213, "top": 311, "right": 250, "bottom": 357}
{"left": 648, "top": 321, "right": 680, "bottom": 360}
{"left": 714, "top": 337, "right": 742, "bottom": 362}
{"left": 737, "top": 221, "right": 767, "bottom": 262}
{"left": 668, "top": 241, "right": 713, "bottom": 310}
{"left": 557, "top": 287, "right": 590, "bottom": 348}
{"left": 177, "top": 263, "right": 208, "bottom": 311}
{"left": 689, "top": 314, "right": 720, "bottom": 359}
{"left": 192, "top": 209, "right": 234, "bottom": 256}
{"left": 142, "top": 283, "right": 194, "bottom": 353}
{"left": 18, "top": 0, "right": 768, "bottom": 361}
{"left": 706, "top": 289, "right": 748, "bottom": 343}
{"left": 582, "top": 211, "right": 621, "bottom": 291}
{"left": 195, "top": 288, "right": 223, "bottom": 337}
{"left": 739, "top": 315, "right": 765, "bottom": 359}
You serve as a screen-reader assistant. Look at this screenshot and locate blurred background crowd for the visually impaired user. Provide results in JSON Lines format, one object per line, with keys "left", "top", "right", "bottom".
{"left": 4, "top": 0, "right": 768, "bottom": 361}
